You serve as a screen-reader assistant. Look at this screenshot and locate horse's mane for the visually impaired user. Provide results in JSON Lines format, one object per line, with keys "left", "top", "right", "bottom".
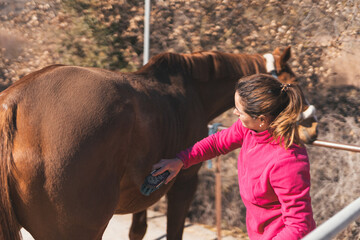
{"left": 135, "top": 51, "right": 265, "bottom": 84}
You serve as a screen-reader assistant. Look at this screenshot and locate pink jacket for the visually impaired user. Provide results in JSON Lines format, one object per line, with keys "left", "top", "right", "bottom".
{"left": 177, "top": 120, "right": 316, "bottom": 239}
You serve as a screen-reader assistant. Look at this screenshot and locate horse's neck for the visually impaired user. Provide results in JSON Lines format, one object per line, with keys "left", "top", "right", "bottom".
{"left": 134, "top": 52, "right": 267, "bottom": 122}
{"left": 196, "top": 53, "right": 266, "bottom": 121}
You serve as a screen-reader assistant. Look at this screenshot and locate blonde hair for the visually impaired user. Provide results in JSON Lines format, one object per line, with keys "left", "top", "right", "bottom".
{"left": 235, "top": 74, "right": 304, "bottom": 148}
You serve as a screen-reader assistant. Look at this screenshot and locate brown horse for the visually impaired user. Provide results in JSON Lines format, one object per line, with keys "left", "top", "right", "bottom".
{"left": 0, "top": 46, "right": 317, "bottom": 240}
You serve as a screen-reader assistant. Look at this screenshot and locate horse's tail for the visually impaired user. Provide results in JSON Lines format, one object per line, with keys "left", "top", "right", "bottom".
{"left": 0, "top": 102, "right": 21, "bottom": 240}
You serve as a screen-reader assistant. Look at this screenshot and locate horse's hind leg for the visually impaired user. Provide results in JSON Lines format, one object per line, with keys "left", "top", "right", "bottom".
{"left": 166, "top": 166, "right": 200, "bottom": 240}
{"left": 129, "top": 210, "right": 147, "bottom": 240}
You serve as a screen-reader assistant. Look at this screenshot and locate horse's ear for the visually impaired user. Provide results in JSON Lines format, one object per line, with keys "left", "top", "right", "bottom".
{"left": 280, "top": 46, "right": 291, "bottom": 65}
{"left": 272, "top": 46, "right": 291, "bottom": 69}
{"left": 273, "top": 47, "right": 281, "bottom": 56}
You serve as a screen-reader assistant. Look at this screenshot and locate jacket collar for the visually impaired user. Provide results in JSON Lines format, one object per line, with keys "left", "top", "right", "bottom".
{"left": 249, "top": 129, "right": 277, "bottom": 144}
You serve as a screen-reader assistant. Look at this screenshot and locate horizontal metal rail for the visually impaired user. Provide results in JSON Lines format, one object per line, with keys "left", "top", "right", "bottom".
{"left": 302, "top": 197, "right": 360, "bottom": 240}
{"left": 311, "top": 140, "right": 360, "bottom": 152}
{"left": 208, "top": 124, "right": 360, "bottom": 153}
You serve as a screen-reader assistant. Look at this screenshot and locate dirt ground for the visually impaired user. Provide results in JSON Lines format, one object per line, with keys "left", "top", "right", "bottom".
{"left": 20, "top": 210, "right": 245, "bottom": 240}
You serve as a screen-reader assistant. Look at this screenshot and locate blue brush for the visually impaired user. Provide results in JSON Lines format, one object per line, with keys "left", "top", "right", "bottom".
{"left": 140, "top": 169, "right": 170, "bottom": 196}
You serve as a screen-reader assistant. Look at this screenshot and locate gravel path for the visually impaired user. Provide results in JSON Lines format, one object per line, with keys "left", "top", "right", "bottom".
{"left": 20, "top": 210, "right": 239, "bottom": 240}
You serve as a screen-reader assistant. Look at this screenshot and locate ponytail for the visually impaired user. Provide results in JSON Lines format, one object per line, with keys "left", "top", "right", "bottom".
{"left": 269, "top": 83, "right": 304, "bottom": 148}
{"left": 236, "top": 74, "right": 305, "bottom": 149}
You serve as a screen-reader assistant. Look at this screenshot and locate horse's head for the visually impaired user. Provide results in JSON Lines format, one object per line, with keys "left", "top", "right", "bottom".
{"left": 263, "top": 46, "right": 318, "bottom": 143}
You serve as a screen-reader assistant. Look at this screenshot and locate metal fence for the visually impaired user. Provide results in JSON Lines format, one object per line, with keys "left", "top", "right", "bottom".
{"left": 302, "top": 196, "right": 360, "bottom": 240}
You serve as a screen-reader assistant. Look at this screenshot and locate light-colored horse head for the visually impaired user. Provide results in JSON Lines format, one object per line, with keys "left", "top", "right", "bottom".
{"left": 265, "top": 46, "right": 318, "bottom": 143}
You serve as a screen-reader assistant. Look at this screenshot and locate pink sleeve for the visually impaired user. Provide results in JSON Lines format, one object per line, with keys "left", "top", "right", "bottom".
{"left": 270, "top": 153, "right": 316, "bottom": 239}
{"left": 177, "top": 120, "right": 245, "bottom": 169}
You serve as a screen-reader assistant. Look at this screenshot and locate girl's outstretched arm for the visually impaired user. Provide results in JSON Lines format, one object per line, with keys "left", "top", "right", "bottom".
{"left": 152, "top": 119, "right": 245, "bottom": 184}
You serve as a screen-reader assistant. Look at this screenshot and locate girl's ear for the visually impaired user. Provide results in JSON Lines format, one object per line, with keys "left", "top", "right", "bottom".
{"left": 258, "top": 115, "right": 272, "bottom": 127}
{"left": 258, "top": 115, "right": 267, "bottom": 123}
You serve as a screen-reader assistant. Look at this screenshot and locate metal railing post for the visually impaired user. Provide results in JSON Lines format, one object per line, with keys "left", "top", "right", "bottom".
{"left": 215, "top": 155, "right": 222, "bottom": 240}
{"left": 143, "top": 0, "right": 150, "bottom": 65}
{"left": 208, "top": 123, "right": 223, "bottom": 239}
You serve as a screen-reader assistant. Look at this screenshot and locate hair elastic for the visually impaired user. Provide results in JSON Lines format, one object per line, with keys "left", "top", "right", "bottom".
{"left": 281, "top": 83, "right": 291, "bottom": 92}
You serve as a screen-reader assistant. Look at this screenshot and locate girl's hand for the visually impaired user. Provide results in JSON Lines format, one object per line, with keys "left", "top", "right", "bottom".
{"left": 152, "top": 158, "right": 184, "bottom": 184}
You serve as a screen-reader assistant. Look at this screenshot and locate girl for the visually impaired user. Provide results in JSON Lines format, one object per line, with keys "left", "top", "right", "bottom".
{"left": 152, "top": 74, "right": 316, "bottom": 239}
